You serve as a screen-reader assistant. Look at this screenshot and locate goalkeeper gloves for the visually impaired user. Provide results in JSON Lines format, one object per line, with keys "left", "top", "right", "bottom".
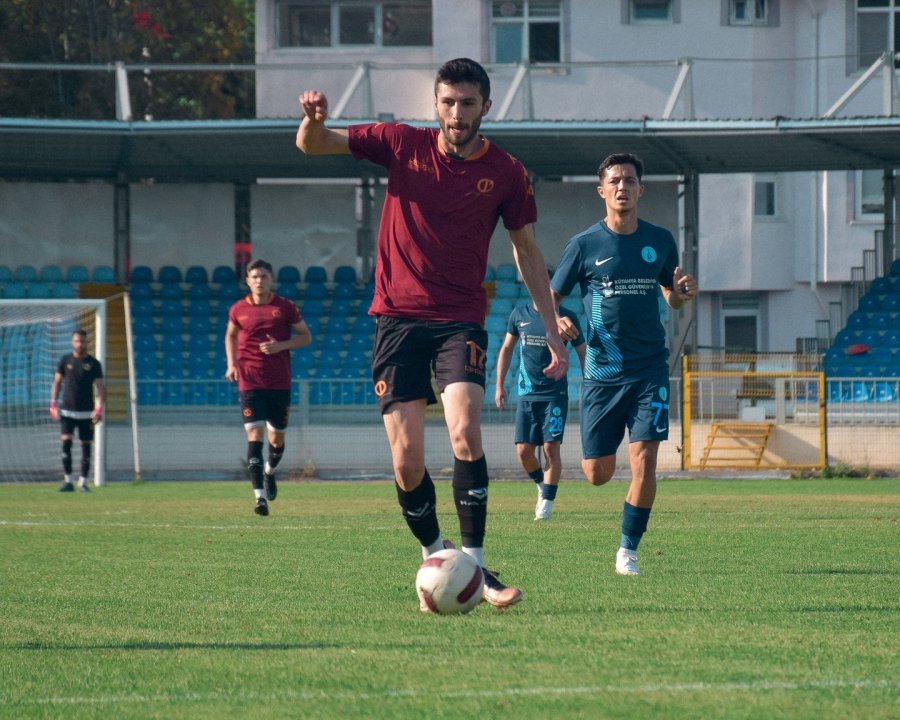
{"left": 49, "top": 400, "right": 58, "bottom": 421}
{"left": 92, "top": 403, "right": 103, "bottom": 424}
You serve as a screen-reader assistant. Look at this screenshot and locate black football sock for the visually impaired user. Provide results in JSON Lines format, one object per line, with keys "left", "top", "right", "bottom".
{"left": 267, "top": 442, "right": 285, "bottom": 471}
{"left": 80, "top": 442, "right": 92, "bottom": 478}
{"left": 452, "top": 455, "right": 489, "bottom": 549}
{"left": 247, "top": 441, "right": 264, "bottom": 490}
{"left": 62, "top": 439, "right": 73, "bottom": 475}
{"left": 395, "top": 470, "right": 441, "bottom": 548}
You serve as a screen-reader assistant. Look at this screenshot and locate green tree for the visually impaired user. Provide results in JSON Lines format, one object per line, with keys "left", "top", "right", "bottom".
{"left": 0, "top": 0, "right": 255, "bottom": 120}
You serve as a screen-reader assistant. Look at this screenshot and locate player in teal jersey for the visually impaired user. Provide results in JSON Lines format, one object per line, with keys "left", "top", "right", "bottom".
{"left": 552, "top": 153, "right": 698, "bottom": 575}
{"left": 495, "top": 298, "right": 585, "bottom": 519}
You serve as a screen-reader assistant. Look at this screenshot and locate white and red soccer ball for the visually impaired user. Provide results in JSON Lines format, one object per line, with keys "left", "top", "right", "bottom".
{"left": 416, "top": 548, "right": 483, "bottom": 615}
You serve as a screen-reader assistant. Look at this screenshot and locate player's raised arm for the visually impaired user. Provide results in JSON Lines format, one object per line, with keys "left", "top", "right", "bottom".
{"left": 296, "top": 91, "right": 352, "bottom": 156}
{"left": 509, "top": 225, "right": 568, "bottom": 381}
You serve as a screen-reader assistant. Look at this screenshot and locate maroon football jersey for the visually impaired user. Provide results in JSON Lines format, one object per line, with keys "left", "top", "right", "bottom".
{"left": 228, "top": 294, "right": 301, "bottom": 391}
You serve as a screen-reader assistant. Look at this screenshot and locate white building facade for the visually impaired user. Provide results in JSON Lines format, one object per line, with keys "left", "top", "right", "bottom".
{"left": 254, "top": 0, "right": 899, "bottom": 355}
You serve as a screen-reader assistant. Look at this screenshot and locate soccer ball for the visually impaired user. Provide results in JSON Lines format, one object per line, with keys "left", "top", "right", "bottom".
{"left": 416, "top": 548, "right": 484, "bottom": 615}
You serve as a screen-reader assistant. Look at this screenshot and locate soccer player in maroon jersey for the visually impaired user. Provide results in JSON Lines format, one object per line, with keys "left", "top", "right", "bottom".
{"left": 296, "top": 58, "right": 568, "bottom": 610}
{"left": 225, "top": 259, "right": 312, "bottom": 516}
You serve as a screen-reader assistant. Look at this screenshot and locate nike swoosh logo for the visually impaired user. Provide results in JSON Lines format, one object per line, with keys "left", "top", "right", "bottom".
{"left": 655, "top": 426, "right": 668, "bottom": 434}
{"left": 595, "top": 257, "right": 614, "bottom": 266}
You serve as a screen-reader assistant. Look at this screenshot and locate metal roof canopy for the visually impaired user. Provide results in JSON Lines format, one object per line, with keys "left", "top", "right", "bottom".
{"left": 1, "top": 116, "right": 899, "bottom": 183}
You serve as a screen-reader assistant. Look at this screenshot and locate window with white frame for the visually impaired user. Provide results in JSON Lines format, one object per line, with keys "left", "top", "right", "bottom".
{"left": 491, "top": 1, "right": 562, "bottom": 64}
{"left": 728, "top": 0, "right": 771, "bottom": 26}
{"left": 628, "top": 0, "right": 676, "bottom": 23}
{"left": 276, "top": 1, "right": 432, "bottom": 48}
{"left": 855, "top": 0, "right": 900, "bottom": 70}
{"left": 753, "top": 177, "right": 777, "bottom": 217}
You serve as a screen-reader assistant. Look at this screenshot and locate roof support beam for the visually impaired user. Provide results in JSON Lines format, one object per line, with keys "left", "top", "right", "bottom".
{"left": 331, "top": 62, "right": 372, "bottom": 120}
{"left": 662, "top": 59, "right": 694, "bottom": 120}
{"left": 823, "top": 52, "right": 899, "bottom": 118}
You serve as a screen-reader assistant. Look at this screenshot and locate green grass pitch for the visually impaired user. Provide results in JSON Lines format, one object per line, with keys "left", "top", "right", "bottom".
{"left": 0, "top": 477, "right": 897, "bottom": 719}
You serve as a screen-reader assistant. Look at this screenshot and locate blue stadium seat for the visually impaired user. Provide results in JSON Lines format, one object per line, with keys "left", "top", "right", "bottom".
{"left": 27, "top": 282, "right": 53, "bottom": 298}
{"left": 161, "top": 335, "right": 183, "bottom": 354}
{"left": 329, "top": 299, "right": 354, "bottom": 317}
{"left": 495, "top": 263, "right": 517, "bottom": 282}
{"left": 66, "top": 265, "right": 91, "bottom": 282}
{"left": 158, "top": 265, "right": 182, "bottom": 284}
{"left": 189, "top": 316, "right": 212, "bottom": 336}
{"left": 882, "top": 295, "right": 900, "bottom": 312}
{"left": 302, "top": 299, "right": 326, "bottom": 318}
{"left": 484, "top": 264, "right": 496, "bottom": 282}
{"left": 2, "top": 282, "right": 27, "bottom": 299}
{"left": 130, "top": 265, "right": 154, "bottom": 284}
{"left": 485, "top": 315, "right": 508, "bottom": 334}
{"left": 494, "top": 281, "right": 519, "bottom": 299}
{"left": 134, "top": 350, "right": 158, "bottom": 375}
{"left": 0, "top": 265, "right": 12, "bottom": 282}
{"left": 51, "top": 282, "right": 78, "bottom": 299}
{"left": 210, "top": 265, "right": 235, "bottom": 284}
{"left": 132, "top": 316, "right": 156, "bottom": 336}
{"left": 874, "top": 381, "right": 898, "bottom": 402}
{"left": 890, "top": 258, "right": 900, "bottom": 276}
{"left": 161, "top": 316, "right": 183, "bottom": 335}
{"left": 304, "top": 265, "right": 327, "bottom": 284}
{"left": 160, "top": 283, "right": 183, "bottom": 300}
{"left": 277, "top": 283, "right": 301, "bottom": 300}
{"left": 160, "top": 299, "right": 183, "bottom": 317}
{"left": 846, "top": 311, "right": 867, "bottom": 330}
{"left": 138, "top": 382, "right": 161, "bottom": 406}
{"left": 188, "top": 299, "right": 212, "bottom": 317}
{"left": 858, "top": 294, "right": 880, "bottom": 312}
{"left": 92, "top": 265, "right": 116, "bottom": 283}
{"left": 133, "top": 335, "right": 157, "bottom": 357}
{"left": 489, "top": 298, "right": 514, "bottom": 317}
{"left": 277, "top": 266, "right": 301, "bottom": 283}
{"left": 332, "top": 282, "right": 357, "bottom": 300}
{"left": 345, "top": 331, "right": 372, "bottom": 353}
{"left": 129, "top": 283, "right": 153, "bottom": 300}
{"left": 188, "top": 283, "right": 212, "bottom": 300}
{"left": 304, "top": 282, "right": 328, "bottom": 301}
{"left": 217, "top": 283, "right": 244, "bottom": 303}
{"left": 333, "top": 265, "right": 357, "bottom": 285}
{"left": 40, "top": 265, "right": 64, "bottom": 282}
{"left": 321, "top": 333, "right": 345, "bottom": 353}
{"left": 131, "top": 299, "right": 155, "bottom": 318}
{"left": 188, "top": 334, "right": 212, "bottom": 356}
{"left": 14, "top": 265, "right": 37, "bottom": 282}
{"left": 184, "top": 266, "right": 209, "bottom": 285}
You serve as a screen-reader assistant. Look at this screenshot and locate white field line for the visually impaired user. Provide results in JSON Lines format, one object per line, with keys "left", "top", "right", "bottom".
{"left": 0, "top": 519, "right": 384, "bottom": 532}
{"left": 3, "top": 678, "right": 897, "bottom": 707}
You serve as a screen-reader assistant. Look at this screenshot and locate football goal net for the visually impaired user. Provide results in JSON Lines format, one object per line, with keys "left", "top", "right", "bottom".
{"left": 0, "top": 298, "right": 137, "bottom": 484}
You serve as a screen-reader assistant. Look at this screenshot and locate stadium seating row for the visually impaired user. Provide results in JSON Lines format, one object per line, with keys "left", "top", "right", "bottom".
{"left": 0, "top": 282, "right": 80, "bottom": 299}
{"left": 0, "top": 264, "right": 116, "bottom": 284}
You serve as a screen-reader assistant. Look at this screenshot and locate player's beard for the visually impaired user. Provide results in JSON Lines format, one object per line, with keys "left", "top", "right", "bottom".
{"left": 439, "top": 114, "right": 483, "bottom": 154}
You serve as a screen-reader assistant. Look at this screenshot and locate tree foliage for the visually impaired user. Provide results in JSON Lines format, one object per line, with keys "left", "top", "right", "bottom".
{"left": 0, "top": 0, "right": 255, "bottom": 119}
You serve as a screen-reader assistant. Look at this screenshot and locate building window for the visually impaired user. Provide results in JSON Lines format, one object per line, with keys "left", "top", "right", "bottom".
{"left": 629, "top": 0, "right": 675, "bottom": 23}
{"left": 491, "top": 1, "right": 562, "bottom": 64}
{"left": 856, "top": 0, "right": 900, "bottom": 70}
{"left": 722, "top": 295, "right": 760, "bottom": 354}
{"left": 729, "top": 0, "right": 767, "bottom": 25}
{"left": 277, "top": 1, "right": 432, "bottom": 48}
{"left": 753, "top": 177, "right": 776, "bottom": 217}
{"left": 856, "top": 169, "right": 886, "bottom": 218}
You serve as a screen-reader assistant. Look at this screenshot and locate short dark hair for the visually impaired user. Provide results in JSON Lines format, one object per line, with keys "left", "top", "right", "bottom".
{"left": 434, "top": 58, "right": 491, "bottom": 103}
{"left": 73, "top": 329, "right": 88, "bottom": 339}
{"left": 246, "top": 259, "right": 273, "bottom": 276}
{"left": 598, "top": 153, "right": 644, "bottom": 182}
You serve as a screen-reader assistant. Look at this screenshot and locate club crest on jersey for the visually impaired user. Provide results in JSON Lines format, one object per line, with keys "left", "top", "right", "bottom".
{"left": 641, "top": 246, "right": 658, "bottom": 263}
{"left": 600, "top": 274, "right": 615, "bottom": 298}
{"left": 476, "top": 178, "right": 495, "bottom": 194}
{"left": 272, "top": 308, "right": 282, "bottom": 318}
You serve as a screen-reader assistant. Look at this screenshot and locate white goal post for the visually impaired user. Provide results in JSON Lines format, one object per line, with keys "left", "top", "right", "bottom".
{"left": 0, "top": 298, "right": 137, "bottom": 485}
